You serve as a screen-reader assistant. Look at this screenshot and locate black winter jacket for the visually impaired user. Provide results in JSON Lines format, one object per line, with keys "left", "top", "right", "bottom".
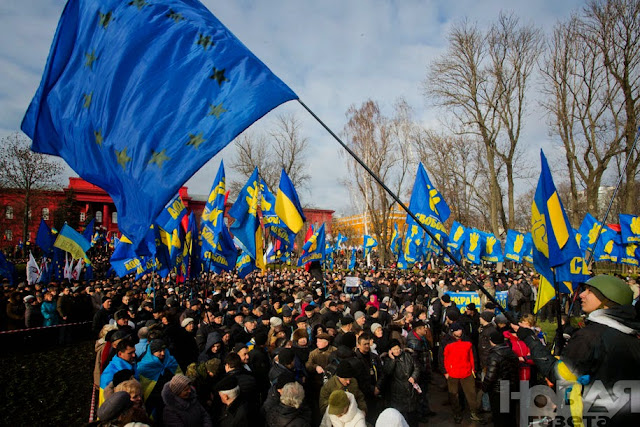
{"left": 482, "top": 343, "right": 518, "bottom": 394}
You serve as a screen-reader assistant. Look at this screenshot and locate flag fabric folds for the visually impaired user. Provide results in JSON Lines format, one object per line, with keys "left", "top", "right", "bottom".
{"left": 200, "top": 161, "right": 236, "bottom": 272}
{"left": 531, "top": 150, "right": 585, "bottom": 286}
{"left": 54, "top": 224, "right": 91, "bottom": 260}
{"left": 22, "top": 0, "right": 298, "bottom": 246}
{"left": 275, "top": 169, "right": 306, "bottom": 233}
{"left": 236, "top": 250, "right": 256, "bottom": 278}
{"left": 229, "top": 168, "right": 264, "bottom": 270}
{"left": 82, "top": 218, "right": 95, "bottom": 244}
{"left": 448, "top": 221, "right": 467, "bottom": 250}
{"left": 298, "top": 223, "right": 326, "bottom": 267}
{"left": 389, "top": 225, "right": 401, "bottom": 255}
{"left": 363, "top": 235, "right": 378, "bottom": 258}
{"left": 504, "top": 230, "right": 527, "bottom": 262}
{"left": 348, "top": 248, "right": 356, "bottom": 270}
{"left": 481, "top": 232, "right": 504, "bottom": 263}
{"left": 260, "top": 179, "right": 280, "bottom": 228}
{"left": 407, "top": 163, "right": 450, "bottom": 243}
{"left": 577, "top": 213, "right": 603, "bottom": 253}
{"left": 36, "top": 219, "right": 55, "bottom": 256}
{"left": 464, "top": 228, "right": 483, "bottom": 265}
{"left": 27, "top": 252, "right": 41, "bottom": 285}
{"left": 620, "top": 214, "right": 640, "bottom": 244}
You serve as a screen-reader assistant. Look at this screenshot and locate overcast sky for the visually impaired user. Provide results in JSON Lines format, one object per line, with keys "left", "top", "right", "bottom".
{"left": 0, "top": 0, "right": 588, "bottom": 216}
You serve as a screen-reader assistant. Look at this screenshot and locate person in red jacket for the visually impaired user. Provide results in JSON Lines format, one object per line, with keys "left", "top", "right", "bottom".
{"left": 503, "top": 328, "right": 535, "bottom": 381}
{"left": 441, "top": 322, "right": 485, "bottom": 424}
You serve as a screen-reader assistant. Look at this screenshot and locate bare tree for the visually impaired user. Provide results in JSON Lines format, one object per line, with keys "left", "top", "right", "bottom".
{"left": 425, "top": 13, "right": 542, "bottom": 235}
{"left": 541, "top": 16, "right": 626, "bottom": 222}
{"left": 342, "top": 99, "right": 412, "bottom": 265}
{"left": 230, "top": 113, "right": 310, "bottom": 195}
{"left": 584, "top": 0, "right": 640, "bottom": 215}
{"left": 411, "top": 128, "right": 488, "bottom": 228}
{"left": 0, "top": 132, "right": 63, "bottom": 243}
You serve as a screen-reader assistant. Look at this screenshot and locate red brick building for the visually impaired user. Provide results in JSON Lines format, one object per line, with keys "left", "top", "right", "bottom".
{"left": 1, "top": 178, "right": 334, "bottom": 250}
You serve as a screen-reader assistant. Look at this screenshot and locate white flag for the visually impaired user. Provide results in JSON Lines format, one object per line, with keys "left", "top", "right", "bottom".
{"left": 72, "top": 259, "right": 83, "bottom": 281}
{"left": 64, "top": 253, "right": 72, "bottom": 280}
{"left": 27, "top": 252, "right": 41, "bottom": 285}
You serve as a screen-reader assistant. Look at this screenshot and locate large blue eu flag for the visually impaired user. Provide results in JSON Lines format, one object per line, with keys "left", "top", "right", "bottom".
{"left": 22, "top": 0, "right": 297, "bottom": 246}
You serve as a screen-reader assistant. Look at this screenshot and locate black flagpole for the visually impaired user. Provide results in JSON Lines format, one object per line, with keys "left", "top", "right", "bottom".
{"left": 298, "top": 100, "right": 514, "bottom": 321}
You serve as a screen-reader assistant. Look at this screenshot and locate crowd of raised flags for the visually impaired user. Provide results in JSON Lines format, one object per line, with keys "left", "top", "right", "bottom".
{"left": 2, "top": 0, "right": 638, "bottom": 322}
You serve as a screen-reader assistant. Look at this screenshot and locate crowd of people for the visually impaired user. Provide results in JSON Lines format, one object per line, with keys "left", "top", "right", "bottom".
{"left": 2, "top": 255, "right": 640, "bottom": 426}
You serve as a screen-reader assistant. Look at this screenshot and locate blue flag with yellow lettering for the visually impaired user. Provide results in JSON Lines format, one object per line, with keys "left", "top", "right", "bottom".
{"left": 22, "top": 0, "right": 298, "bottom": 246}
{"left": 448, "top": 221, "right": 467, "bottom": 251}
{"left": 531, "top": 151, "right": 585, "bottom": 285}
{"left": 481, "top": 231, "right": 504, "bottom": 263}
{"left": 236, "top": 250, "right": 256, "bottom": 278}
{"left": 619, "top": 214, "right": 640, "bottom": 244}
{"left": 260, "top": 179, "right": 281, "bottom": 228}
{"left": 298, "top": 223, "right": 326, "bottom": 267}
{"left": 201, "top": 161, "right": 226, "bottom": 230}
{"left": 504, "top": 230, "right": 527, "bottom": 263}
{"left": 407, "top": 163, "right": 450, "bottom": 243}
{"left": 229, "top": 168, "right": 264, "bottom": 270}
{"left": 464, "top": 228, "right": 484, "bottom": 265}
{"left": 199, "top": 161, "right": 236, "bottom": 271}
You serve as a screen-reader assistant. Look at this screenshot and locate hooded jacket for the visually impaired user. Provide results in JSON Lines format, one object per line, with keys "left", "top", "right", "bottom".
{"left": 198, "top": 331, "right": 225, "bottom": 363}
{"left": 319, "top": 391, "right": 367, "bottom": 427}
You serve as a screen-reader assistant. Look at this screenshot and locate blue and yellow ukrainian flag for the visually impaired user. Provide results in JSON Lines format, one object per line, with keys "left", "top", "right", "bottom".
{"left": 531, "top": 151, "right": 583, "bottom": 312}
{"left": 275, "top": 169, "right": 306, "bottom": 233}
{"left": 53, "top": 224, "right": 91, "bottom": 260}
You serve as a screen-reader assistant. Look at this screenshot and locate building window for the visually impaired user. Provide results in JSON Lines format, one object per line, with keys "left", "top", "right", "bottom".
{"left": 5, "top": 206, "right": 13, "bottom": 220}
{"left": 80, "top": 212, "right": 86, "bottom": 222}
{"left": 5, "top": 230, "right": 12, "bottom": 241}
{"left": 42, "top": 208, "right": 50, "bottom": 220}
{"left": 111, "top": 211, "right": 118, "bottom": 224}
{"left": 95, "top": 211, "right": 103, "bottom": 223}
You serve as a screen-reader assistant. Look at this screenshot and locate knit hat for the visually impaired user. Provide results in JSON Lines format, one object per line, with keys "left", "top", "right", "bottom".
{"left": 388, "top": 339, "right": 402, "bottom": 350}
{"left": 149, "top": 339, "right": 167, "bottom": 354}
{"left": 480, "top": 312, "right": 495, "bottom": 323}
{"left": 169, "top": 374, "right": 192, "bottom": 395}
{"left": 354, "top": 311, "right": 365, "bottom": 321}
{"left": 270, "top": 316, "right": 283, "bottom": 327}
{"left": 281, "top": 306, "right": 293, "bottom": 317}
{"left": 495, "top": 314, "right": 509, "bottom": 325}
{"left": 278, "top": 348, "right": 295, "bottom": 366}
{"left": 328, "top": 390, "right": 350, "bottom": 415}
{"left": 97, "top": 391, "right": 132, "bottom": 421}
{"left": 340, "top": 315, "right": 354, "bottom": 326}
{"left": 370, "top": 323, "right": 382, "bottom": 334}
{"left": 335, "top": 362, "right": 355, "bottom": 378}
{"left": 181, "top": 317, "right": 195, "bottom": 328}
{"left": 441, "top": 294, "right": 451, "bottom": 303}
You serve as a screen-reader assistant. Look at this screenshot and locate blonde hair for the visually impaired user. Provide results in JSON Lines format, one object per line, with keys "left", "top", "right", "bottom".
{"left": 520, "top": 314, "right": 537, "bottom": 327}
{"left": 115, "top": 379, "right": 142, "bottom": 396}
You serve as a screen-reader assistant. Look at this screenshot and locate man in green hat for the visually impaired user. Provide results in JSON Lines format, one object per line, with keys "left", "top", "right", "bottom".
{"left": 515, "top": 275, "right": 640, "bottom": 425}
